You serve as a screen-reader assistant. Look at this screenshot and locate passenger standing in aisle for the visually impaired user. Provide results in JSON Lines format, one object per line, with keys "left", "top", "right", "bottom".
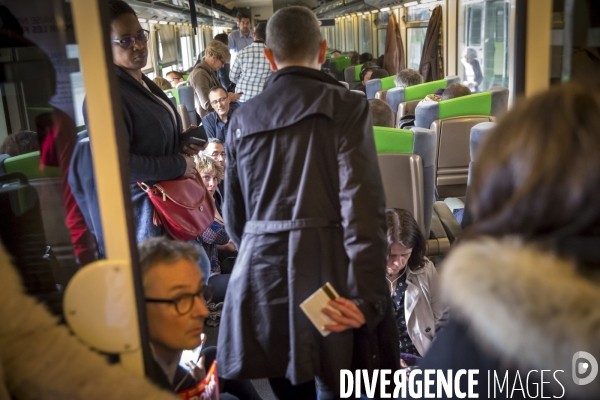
{"left": 217, "top": 6, "right": 399, "bottom": 399}
{"left": 80, "top": 1, "right": 210, "bottom": 276}
{"left": 227, "top": 15, "right": 253, "bottom": 67}
{"left": 229, "top": 23, "right": 272, "bottom": 103}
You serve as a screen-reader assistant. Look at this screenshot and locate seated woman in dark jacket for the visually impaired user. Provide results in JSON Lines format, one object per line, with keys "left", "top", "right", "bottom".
{"left": 411, "top": 83, "right": 600, "bottom": 399}
{"left": 82, "top": 1, "right": 210, "bottom": 277}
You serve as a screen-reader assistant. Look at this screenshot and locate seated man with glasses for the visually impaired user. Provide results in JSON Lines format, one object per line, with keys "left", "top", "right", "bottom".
{"left": 203, "top": 86, "right": 239, "bottom": 144}
{"left": 141, "top": 237, "right": 257, "bottom": 399}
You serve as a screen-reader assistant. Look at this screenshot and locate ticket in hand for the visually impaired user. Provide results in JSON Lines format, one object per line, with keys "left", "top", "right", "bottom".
{"left": 300, "top": 282, "right": 341, "bottom": 337}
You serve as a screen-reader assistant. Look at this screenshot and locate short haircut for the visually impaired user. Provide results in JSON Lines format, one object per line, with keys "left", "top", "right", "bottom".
{"left": 139, "top": 237, "right": 201, "bottom": 286}
{"left": 331, "top": 50, "right": 341, "bottom": 56}
{"left": 205, "top": 40, "right": 231, "bottom": 63}
{"left": 386, "top": 208, "right": 426, "bottom": 271}
{"left": 441, "top": 83, "right": 471, "bottom": 101}
{"left": 254, "top": 23, "right": 266, "bottom": 41}
{"left": 166, "top": 71, "right": 184, "bottom": 79}
{"left": 207, "top": 138, "right": 223, "bottom": 145}
{"left": 395, "top": 69, "right": 423, "bottom": 88}
{"left": 266, "top": 6, "right": 322, "bottom": 65}
{"left": 368, "top": 99, "right": 394, "bottom": 128}
{"left": 194, "top": 153, "right": 224, "bottom": 183}
{"left": 371, "top": 69, "right": 389, "bottom": 80}
{"left": 348, "top": 51, "right": 359, "bottom": 65}
{"left": 152, "top": 76, "right": 172, "bottom": 90}
{"left": 360, "top": 61, "right": 378, "bottom": 82}
{"left": 208, "top": 86, "right": 227, "bottom": 97}
{"left": 239, "top": 14, "right": 251, "bottom": 22}
{"left": 108, "top": 0, "right": 136, "bottom": 21}
{"left": 359, "top": 52, "right": 373, "bottom": 64}
{"left": 214, "top": 33, "right": 228, "bottom": 45}
{"left": 0, "top": 130, "right": 39, "bottom": 157}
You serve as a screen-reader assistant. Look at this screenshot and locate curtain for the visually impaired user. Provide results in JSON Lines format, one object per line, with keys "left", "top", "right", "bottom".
{"left": 159, "top": 25, "right": 177, "bottom": 65}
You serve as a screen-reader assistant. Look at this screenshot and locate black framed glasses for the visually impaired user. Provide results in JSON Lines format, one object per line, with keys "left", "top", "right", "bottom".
{"left": 112, "top": 30, "right": 150, "bottom": 49}
{"left": 145, "top": 285, "right": 214, "bottom": 315}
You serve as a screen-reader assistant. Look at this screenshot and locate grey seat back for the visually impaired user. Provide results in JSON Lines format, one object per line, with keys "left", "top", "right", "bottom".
{"left": 378, "top": 153, "right": 425, "bottom": 236}
{"left": 415, "top": 87, "right": 509, "bottom": 198}
{"left": 178, "top": 85, "right": 197, "bottom": 125}
{"left": 339, "top": 81, "right": 350, "bottom": 90}
{"left": 461, "top": 121, "right": 497, "bottom": 228}
{"left": 431, "top": 116, "right": 494, "bottom": 198}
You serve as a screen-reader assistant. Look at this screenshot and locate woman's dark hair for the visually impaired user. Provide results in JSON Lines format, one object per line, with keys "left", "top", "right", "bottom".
{"left": 0, "top": 130, "right": 39, "bottom": 157}
{"left": 386, "top": 208, "right": 426, "bottom": 271}
{"left": 359, "top": 52, "right": 373, "bottom": 64}
{"left": 348, "top": 51, "right": 359, "bottom": 65}
{"left": 466, "top": 83, "right": 600, "bottom": 248}
{"left": 108, "top": 0, "right": 137, "bottom": 21}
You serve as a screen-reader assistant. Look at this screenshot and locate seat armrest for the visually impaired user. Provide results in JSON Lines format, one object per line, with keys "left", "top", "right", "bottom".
{"left": 433, "top": 201, "right": 464, "bottom": 243}
{"left": 427, "top": 214, "right": 451, "bottom": 256}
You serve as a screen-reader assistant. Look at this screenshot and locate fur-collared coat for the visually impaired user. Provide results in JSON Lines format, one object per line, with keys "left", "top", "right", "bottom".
{"left": 414, "top": 238, "right": 600, "bottom": 399}
{"left": 0, "top": 243, "right": 177, "bottom": 399}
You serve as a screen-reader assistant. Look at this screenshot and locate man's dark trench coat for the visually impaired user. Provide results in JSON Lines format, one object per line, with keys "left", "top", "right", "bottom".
{"left": 217, "top": 66, "right": 400, "bottom": 392}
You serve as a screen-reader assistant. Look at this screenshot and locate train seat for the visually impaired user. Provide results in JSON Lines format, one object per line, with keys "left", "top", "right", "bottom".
{"left": 0, "top": 152, "right": 76, "bottom": 291}
{"left": 177, "top": 104, "right": 191, "bottom": 130}
{"left": 381, "top": 75, "right": 461, "bottom": 124}
{"left": 339, "top": 81, "right": 350, "bottom": 89}
{"left": 343, "top": 63, "right": 363, "bottom": 90}
{"left": 433, "top": 121, "right": 497, "bottom": 244}
{"left": 366, "top": 75, "right": 396, "bottom": 99}
{"left": 1, "top": 151, "right": 61, "bottom": 180}
{"left": 373, "top": 126, "right": 449, "bottom": 256}
{"left": 350, "top": 90, "right": 365, "bottom": 96}
{"left": 163, "top": 88, "right": 179, "bottom": 106}
{"left": 329, "top": 55, "right": 351, "bottom": 80}
{"left": 415, "top": 87, "right": 509, "bottom": 198}
{"left": 178, "top": 84, "right": 198, "bottom": 126}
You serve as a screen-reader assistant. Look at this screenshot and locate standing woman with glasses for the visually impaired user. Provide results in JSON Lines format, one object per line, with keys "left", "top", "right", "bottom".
{"left": 189, "top": 40, "right": 241, "bottom": 119}
{"left": 83, "top": 1, "right": 210, "bottom": 278}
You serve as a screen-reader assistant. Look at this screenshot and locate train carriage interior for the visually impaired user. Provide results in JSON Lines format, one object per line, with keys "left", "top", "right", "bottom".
{"left": 0, "top": 0, "right": 599, "bottom": 398}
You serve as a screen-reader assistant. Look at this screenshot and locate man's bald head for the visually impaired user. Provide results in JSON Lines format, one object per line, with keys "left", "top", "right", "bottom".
{"left": 266, "top": 6, "right": 322, "bottom": 65}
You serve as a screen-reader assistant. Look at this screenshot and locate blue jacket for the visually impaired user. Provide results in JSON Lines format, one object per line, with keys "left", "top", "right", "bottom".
{"left": 202, "top": 102, "right": 239, "bottom": 144}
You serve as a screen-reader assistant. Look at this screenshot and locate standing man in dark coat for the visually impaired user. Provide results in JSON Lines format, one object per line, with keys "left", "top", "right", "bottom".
{"left": 217, "top": 6, "right": 399, "bottom": 399}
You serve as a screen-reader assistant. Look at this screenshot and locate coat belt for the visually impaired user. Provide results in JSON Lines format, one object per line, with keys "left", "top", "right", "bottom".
{"left": 243, "top": 218, "right": 341, "bottom": 234}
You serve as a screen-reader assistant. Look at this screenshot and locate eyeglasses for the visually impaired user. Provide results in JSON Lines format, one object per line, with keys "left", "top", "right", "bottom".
{"left": 210, "top": 152, "right": 226, "bottom": 160}
{"left": 112, "top": 30, "right": 150, "bottom": 49}
{"left": 210, "top": 97, "right": 228, "bottom": 106}
{"left": 145, "top": 285, "right": 213, "bottom": 315}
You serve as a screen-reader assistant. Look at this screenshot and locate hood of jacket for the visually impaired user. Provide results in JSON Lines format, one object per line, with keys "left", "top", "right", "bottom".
{"left": 442, "top": 237, "right": 600, "bottom": 397}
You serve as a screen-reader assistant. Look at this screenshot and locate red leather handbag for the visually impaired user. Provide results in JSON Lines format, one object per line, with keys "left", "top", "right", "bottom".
{"left": 138, "top": 174, "right": 215, "bottom": 241}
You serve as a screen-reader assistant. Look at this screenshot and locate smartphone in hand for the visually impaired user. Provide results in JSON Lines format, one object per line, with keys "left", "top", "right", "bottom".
{"left": 180, "top": 125, "right": 208, "bottom": 147}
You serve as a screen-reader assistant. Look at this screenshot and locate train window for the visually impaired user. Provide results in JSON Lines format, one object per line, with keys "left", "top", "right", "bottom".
{"left": 466, "top": 5, "right": 483, "bottom": 47}
{"left": 345, "top": 17, "right": 355, "bottom": 52}
{"left": 406, "top": 1, "right": 444, "bottom": 22}
{"left": 458, "top": 0, "right": 511, "bottom": 92}
{"left": 407, "top": 27, "right": 428, "bottom": 70}
{"left": 180, "top": 26, "right": 194, "bottom": 71}
{"left": 360, "top": 14, "right": 372, "bottom": 54}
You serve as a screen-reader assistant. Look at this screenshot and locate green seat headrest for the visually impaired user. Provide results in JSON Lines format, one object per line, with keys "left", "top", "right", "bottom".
{"left": 373, "top": 127, "right": 414, "bottom": 154}
{"left": 404, "top": 79, "right": 447, "bottom": 101}
{"left": 439, "top": 92, "right": 492, "bottom": 119}
{"left": 4, "top": 151, "right": 61, "bottom": 180}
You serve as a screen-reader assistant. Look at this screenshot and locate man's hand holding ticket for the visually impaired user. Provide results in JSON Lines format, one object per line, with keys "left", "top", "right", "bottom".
{"left": 300, "top": 282, "right": 366, "bottom": 336}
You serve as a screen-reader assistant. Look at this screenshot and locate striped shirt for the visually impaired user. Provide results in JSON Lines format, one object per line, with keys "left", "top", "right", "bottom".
{"left": 229, "top": 42, "right": 272, "bottom": 102}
